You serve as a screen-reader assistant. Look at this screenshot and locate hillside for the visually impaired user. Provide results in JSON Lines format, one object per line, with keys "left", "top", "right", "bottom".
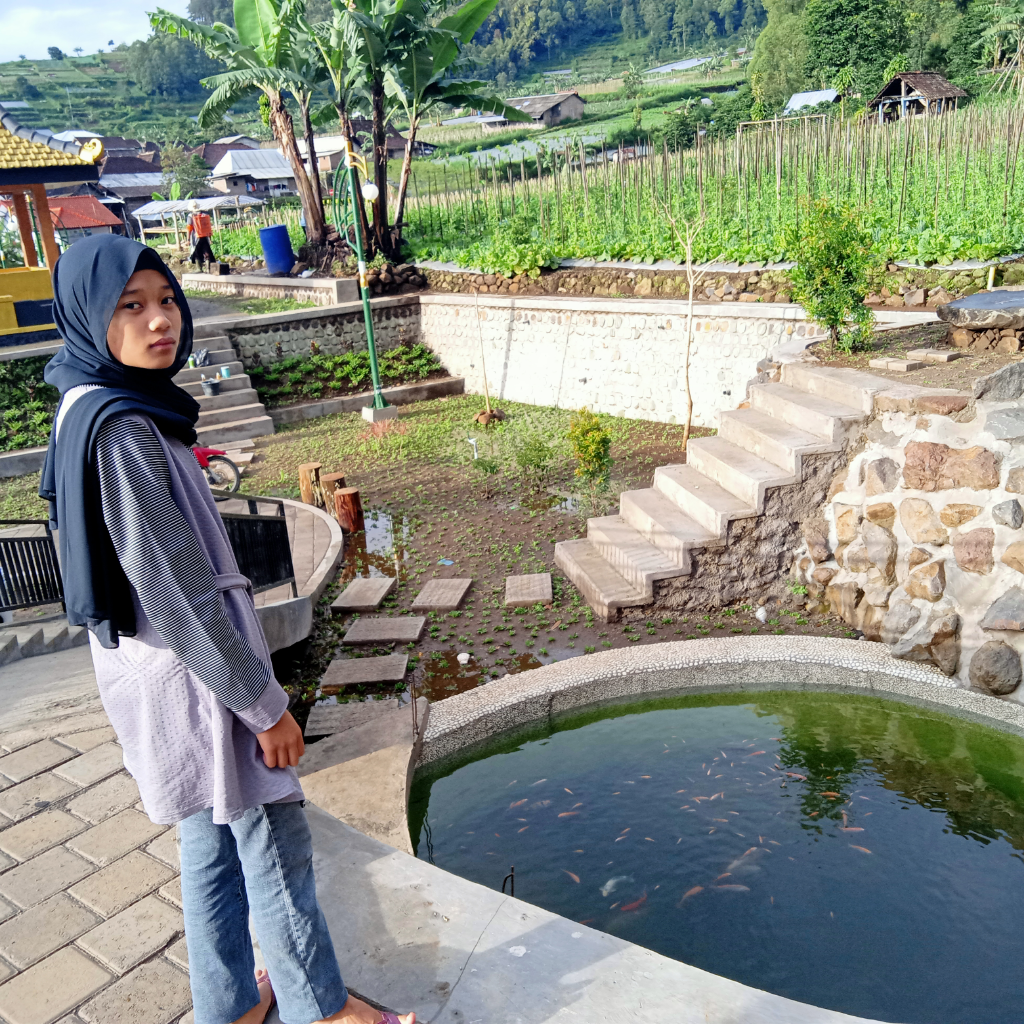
{"left": 0, "top": 50, "right": 262, "bottom": 143}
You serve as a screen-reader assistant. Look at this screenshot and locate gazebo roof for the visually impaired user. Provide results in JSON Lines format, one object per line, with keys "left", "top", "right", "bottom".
{"left": 0, "top": 104, "right": 103, "bottom": 187}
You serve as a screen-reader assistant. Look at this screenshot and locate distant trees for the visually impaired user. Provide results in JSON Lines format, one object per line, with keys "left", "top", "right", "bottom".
{"left": 159, "top": 146, "right": 211, "bottom": 198}
{"left": 12, "top": 77, "right": 41, "bottom": 101}
{"left": 125, "top": 33, "right": 223, "bottom": 99}
{"left": 47, "top": 47, "right": 65, "bottom": 61}
{"left": 187, "top": 0, "right": 235, "bottom": 24}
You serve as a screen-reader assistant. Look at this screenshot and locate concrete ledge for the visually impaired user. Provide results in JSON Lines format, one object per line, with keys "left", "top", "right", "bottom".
{"left": 269, "top": 376, "right": 465, "bottom": 425}
{"left": 276, "top": 497, "right": 344, "bottom": 604}
{"left": 183, "top": 272, "right": 359, "bottom": 305}
{"left": 419, "top": 635, "right": 1024, "bottom": 768}
{"left": 256, "top": 594, "right": 312, "bottom": 653}
{"left": 193, "top": 293, "right": 419, "bottom": 339}
{"left": 0, "top": 445, "right": 47, "bottom": 479}
{"left": 301, "top": 803, "right": 886, "bottom": 1024}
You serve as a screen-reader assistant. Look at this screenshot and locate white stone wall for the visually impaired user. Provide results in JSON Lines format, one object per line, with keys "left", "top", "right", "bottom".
{"left": 418, "top": 294, "right": 825, "bottom": 427}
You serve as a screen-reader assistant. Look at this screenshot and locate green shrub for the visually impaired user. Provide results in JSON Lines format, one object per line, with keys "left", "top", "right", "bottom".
{"left": 0, "top": 357, "right": 58, "bottom": 453}
{"left": 786, "top": 198, "right": 874, "bottom": 354}
{"left": 567, "top": 407, "right": 612, "bottom": 513}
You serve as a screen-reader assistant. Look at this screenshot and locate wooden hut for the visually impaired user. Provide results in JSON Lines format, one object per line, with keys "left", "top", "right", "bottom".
{"left": 867, "top": 72, "right": 967, "bottom": 122}
{"left": 0, "top": 104, "right": 103, "bottom": 349}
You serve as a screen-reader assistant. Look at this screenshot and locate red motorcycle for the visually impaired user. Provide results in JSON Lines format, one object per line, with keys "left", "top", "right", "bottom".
{"left": 192, "top": 446, "right": 241, "bottom": 492}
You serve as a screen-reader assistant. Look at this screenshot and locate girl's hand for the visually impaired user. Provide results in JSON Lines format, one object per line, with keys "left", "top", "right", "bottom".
{"left": 257, "top": 711, "right": 305, "bottom": 767}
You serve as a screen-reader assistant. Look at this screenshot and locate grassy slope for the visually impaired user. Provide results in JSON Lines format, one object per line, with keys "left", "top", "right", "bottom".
{"left": 0, "top": 53, "right": 262, "bottom": 139}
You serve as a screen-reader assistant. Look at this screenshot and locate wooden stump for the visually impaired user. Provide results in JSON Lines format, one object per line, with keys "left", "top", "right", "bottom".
{"left": 320, "top": 472, "right": 347, "bottom": 513}
{"left": 298, "top": 462, "right": 322, "bottom": 506}
{"left": 334, "top": 487, "right": 365, "bottom": 533}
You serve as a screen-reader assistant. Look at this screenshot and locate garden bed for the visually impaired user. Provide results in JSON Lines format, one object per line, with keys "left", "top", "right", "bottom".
{"left": 247, "top": 343, "right": 448, "bottom": 409}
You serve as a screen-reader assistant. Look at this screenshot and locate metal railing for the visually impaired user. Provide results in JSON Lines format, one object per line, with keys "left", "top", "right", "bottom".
{"left": 0, "top": 520, "right": 64, "bottom": 613}
{"left": 214, "top": 492, "right": 298, "bottom": 597}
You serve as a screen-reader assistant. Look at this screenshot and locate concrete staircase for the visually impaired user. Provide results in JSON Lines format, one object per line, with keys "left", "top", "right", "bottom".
{"left": 0, "top": 618, "right": 90, "bottom": 665}
{"left": 555, "top": 362, "right": 877, "bottom": 620}
{"left": 176, "top": 332, "right": 274, "bottom": 446}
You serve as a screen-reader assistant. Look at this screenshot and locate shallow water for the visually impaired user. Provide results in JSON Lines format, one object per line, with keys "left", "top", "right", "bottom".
{"left": 410, "top": 692, "right": 1024, "bottom": 1024}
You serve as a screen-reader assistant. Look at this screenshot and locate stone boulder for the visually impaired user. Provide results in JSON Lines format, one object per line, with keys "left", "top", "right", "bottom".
{"left": 984, "top": 408, "right": 1024, "bottom": 442}
{"left": 979, "top": 587, "right": 1024, "bottom": 630}
{"left": 1001, "top": 541, "right": 1024, "bottom": 574}
{"left": 854, "top": 597, "right": 885, "bottom": 641}
{"left": 802, "top": 519, "right": 831, "bottom": 564}
{"left": 834, "top": 504, "right": 861, "bottom": 545}
{"left": 905, "top": 560, "right": 946, "bottom": 601}
{"left": 900, "top": 498, "right": 948, "bottom": 545}
{"left": 826, "top": 581, "right": 863, "bottom": 624}
{"left": 969, "top": 640, "right": 1022, "bottom": 695}
{"left": 865, "top": 503, "right": 897, "bottom": 530}
{"left": 862, "top": 521, "right": 897, "bottom": 581}
{"left": 890, "top": 608, "right": 961, "bottom": 675}
{"left": 973, "top": 361, "right": 1024, "bottom": 402}
{"left": 844, "top": 538, "right": 873, "bottom": 574}
{"left": 993, "top": 499, "right": 1024, "bottom": 528}
{"left": 881, "top": 600, "right": 921, "bottom": 645}
{"left": 902, "top": 442, "right": 1001, "bottom": 491}
{"left": 1007, "top": 467, "right": 1024, "bottom": 494}
{"left": 939, "top": 503, "right": 981, "bottom": 527}
{"left": 937, "top": 288, "right": 1024, "bottom": 330}
{"left": 908, "top": 547, "right": 932, "bottom": 568}
{"left": 952, "top": 528, "right": 995, "bottom": 574}
{"left": 864, "top": 458, "right": 900, "bottom": 496}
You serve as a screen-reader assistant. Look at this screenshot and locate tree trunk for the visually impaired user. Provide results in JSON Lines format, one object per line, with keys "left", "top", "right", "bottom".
{"left": 334, "top": 487, "right": 365, "bottom": 533}
{"left": 269, "top": 91, "right": 326, "bottom": 246}
{"left": 393, "top": 114, "right": 418, "bottom": 244}
{"left": 335, "top": 106, "right": 373, "bottom": 254}
{"left": 301, "top": 96, "right": 325, "bottom": 240}
{"left": 369, "top": 77, "right": 393, "bottom": 259}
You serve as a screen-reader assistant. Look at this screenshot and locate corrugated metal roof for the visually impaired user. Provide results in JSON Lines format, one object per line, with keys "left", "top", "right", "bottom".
{"left": 133, "top": 195, "right": 265, "bottom": 219}
{"left": 505, "top": 93, "right": 585, "bottom": 118}
{"left": 211, "top": 148, "right": 294, "bottom": 179}
{"left": 783, "top": 89, "right": 839, "bottom": 114}
{"left": 98, "top": 172, "right": 164, "bottom": 188}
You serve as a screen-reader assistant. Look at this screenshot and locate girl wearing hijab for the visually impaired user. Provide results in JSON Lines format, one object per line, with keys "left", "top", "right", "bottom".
{"left": 40, "top": 235, "right": 414, "bottom": 1024}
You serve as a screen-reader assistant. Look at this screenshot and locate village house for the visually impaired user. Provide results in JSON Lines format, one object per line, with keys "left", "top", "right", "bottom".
{"left": 505, "top": 92, "right": 586, "bottom": 126}
{"left": 868, "top": 71, "right": 967, "bottom": 121}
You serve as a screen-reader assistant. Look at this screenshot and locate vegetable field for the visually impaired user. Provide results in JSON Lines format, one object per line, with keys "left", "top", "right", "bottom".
{"left": 404, "top": 98, "right": 1024, "bottom": 276}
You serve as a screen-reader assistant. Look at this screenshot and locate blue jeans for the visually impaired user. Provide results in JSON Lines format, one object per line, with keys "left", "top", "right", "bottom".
{"left": 179, "top": 801, "right": 349, "bottom": 1024}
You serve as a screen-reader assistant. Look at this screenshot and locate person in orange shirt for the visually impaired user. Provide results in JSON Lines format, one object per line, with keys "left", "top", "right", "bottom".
{"left": 187, "top": 200, "right": 216, "bottom": 270}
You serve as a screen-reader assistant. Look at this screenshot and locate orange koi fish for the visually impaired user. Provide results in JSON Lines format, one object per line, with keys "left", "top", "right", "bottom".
{"left": 621, "top": 892, "right": 648, "bottom": 912}
{"left": 563, "top": 870, "right": 580, "bottom": 883}
{"left": 558, "top": 812, "right": 579, "bottom": 818}
{"left": 680, "top": 886, "right": 704, "bottom": 901}
{"left": 716, "top": 884, "right": 750, "bottom": 892}
{"left": 510, "top": 799, "right": 528, "bottom": 809}
{"left": 850, "top": 845, "right": 872, "bottom": 854}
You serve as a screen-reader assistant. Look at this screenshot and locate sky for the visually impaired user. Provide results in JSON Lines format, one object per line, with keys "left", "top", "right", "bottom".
{"left": 2, "top": 1, "right": 192, "bottom": 64}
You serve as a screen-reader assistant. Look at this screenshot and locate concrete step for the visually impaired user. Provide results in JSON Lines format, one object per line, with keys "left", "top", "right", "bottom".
{"left": 192, "top": 349, "right": 237, "bottom": 367}
{"left": 554, "top": 539, "right": 648, "bottom": 622}
{"left": 180, "top": 374, "right": 252, "bottom": 398}
{"left": 197, "top": 402, "right": 268, "bottom": 427}
{"left": 653, "top": 463, "right": 755, "bottom": 535}
{"left": 195, "top": 415, "right": 275, "bottom": 445}
{"left": 686, "top": 435, "right": 794, "bottom": 510}
{"left": 749, "top": 383, "right": 864, "bottom": 443}
{"left": 193, "top": 326, "right": 230, "bottom": 341}
{"left": 586, "top": 516, "right": 685, "bottom": 596}
{"left": 781, "top": 361, "right": 885, "bottom": 416}
{"left": 718, "top": 407, "right": 840, "bottom": 474}
{"left": 174, "top": 361, "right": 244, "bottom": 385}
{"left": 0, "top": 633, "right": 18, "bottom": 666}
{"left": 0, "top": 621, "right": 87, "bottom": 661}
{"left": 618, "top": 489, "right": 714, "bottom": 571}
{"left": 195, "top": 388, "right": 261, "bottom": 412}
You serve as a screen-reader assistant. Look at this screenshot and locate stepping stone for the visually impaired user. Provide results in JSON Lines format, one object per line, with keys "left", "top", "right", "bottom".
{"left": 331, "top": 576, "right": 396, "bottom": 613}
{"left": 906, "top": 348, "right": 963, "bottom": 363}
{"left": 505, "top": 572, "right": 553, "bottom": 608}
{"left": 411, "top": 578, "right": 472, "bottom": 612}
{"left": 321, "top": 654, "right": 409, "bottom": 691}
{"left": 868, "top": 358, "right": 925, "bottom": 372}
{"left": 304, "top": 698, "right": 400, "bottom": 737}
{"left": 342, "top": 616, "right": 425, "bottom": 644}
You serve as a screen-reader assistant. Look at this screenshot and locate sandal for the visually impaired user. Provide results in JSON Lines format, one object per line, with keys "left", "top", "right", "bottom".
{"left": 375, "top": 1015, "right": 404, "bottom": 1024}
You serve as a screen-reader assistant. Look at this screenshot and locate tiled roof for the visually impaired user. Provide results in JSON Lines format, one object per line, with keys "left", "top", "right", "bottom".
{"left": 0, "top": 104, "right": 102, "bottom": 170}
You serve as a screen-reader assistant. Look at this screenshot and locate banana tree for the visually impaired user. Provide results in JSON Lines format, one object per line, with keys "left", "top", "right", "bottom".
{"left": 150, "top": 0, "right": 328, "bottom": 244}
{"left": 384, "top": 0, "right": 530, "bottom": 241}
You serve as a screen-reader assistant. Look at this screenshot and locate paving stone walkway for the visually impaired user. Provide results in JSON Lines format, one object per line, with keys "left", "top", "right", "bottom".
{"left": 0, "top": 648, "right": 193, "bottom": 1024}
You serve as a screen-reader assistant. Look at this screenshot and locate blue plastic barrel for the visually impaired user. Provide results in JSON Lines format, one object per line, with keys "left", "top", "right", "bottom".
{"left": 259, "top": 224, "right": 296, "bottom": 275}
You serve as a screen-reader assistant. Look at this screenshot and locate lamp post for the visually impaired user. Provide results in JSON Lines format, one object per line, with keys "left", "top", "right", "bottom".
{"left": 341, "top": 136, "right": 393, "bottom": 419}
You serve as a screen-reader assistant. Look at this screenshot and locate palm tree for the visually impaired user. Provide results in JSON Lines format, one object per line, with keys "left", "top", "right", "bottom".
{"left": 150, "top": 0, "right": 327, "bottom": 245}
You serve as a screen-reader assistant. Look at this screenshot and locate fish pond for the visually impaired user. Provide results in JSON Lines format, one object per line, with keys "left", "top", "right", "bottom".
{"left": 409, "top": 691, "right": 1024, "bottom": 1023}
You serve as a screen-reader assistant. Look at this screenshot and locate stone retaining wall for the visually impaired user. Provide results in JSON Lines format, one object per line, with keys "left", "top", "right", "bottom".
{"left": 418, "top": 294, "right": 827, "bottom": 427}
{"left": 795, "top": 365, "right": 1024, "bottom": 702}
{"left": 223, "top": 296, "right": 420, "bottom": 368}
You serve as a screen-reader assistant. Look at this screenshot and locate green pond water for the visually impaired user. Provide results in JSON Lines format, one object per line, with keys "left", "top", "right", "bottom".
{"left": 410, "top": 691, "right": 1024, "bottom": 1023}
